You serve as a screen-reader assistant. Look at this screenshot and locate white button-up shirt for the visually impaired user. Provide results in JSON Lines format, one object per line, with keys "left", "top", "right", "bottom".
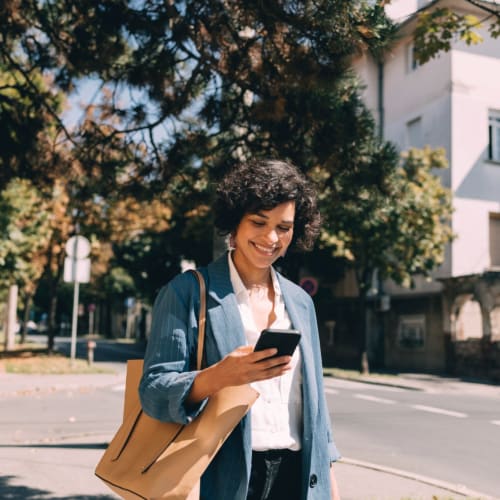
{"left": 228, "top": 253, "right": 303, "bottom": 451}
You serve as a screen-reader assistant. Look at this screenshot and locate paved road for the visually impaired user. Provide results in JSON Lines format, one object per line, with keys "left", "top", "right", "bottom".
{"left": 324, "top": 376, "right": 500, "bottom": 497}
{"left": 2, "top": 337, "right": 497, "bottom": 499}
{"left": 2, "top": 372, "right": 492, "bottom": 500}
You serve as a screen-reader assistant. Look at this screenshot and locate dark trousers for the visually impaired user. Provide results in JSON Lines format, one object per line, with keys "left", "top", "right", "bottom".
{"left": 247, "top": 449, "right": 302, "bottom": 500}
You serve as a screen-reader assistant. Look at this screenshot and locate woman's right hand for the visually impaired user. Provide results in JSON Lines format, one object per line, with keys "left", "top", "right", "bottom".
{"left": 186, "top": 345, "right": 291, "bottom": 404}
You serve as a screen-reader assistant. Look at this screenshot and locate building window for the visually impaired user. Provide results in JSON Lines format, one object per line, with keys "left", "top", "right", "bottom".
{"left": 490, "top": 213, "right": 500, "bottom": 268}
{"left": 398, "top": 315, "right": 426, "bottom": 349}
{"left": 406, "top": 42, "right": 419, "bottom": 72}
{"left": 406, "top": 117, "right": 423, "bottom": 149}
{"left": 489, "top": 111, "right": 500, "bottom": 162}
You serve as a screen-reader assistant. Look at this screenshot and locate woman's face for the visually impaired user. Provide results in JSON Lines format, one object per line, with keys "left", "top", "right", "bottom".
{"left": 232, "top": 201, "right": 295, "bottom": 273}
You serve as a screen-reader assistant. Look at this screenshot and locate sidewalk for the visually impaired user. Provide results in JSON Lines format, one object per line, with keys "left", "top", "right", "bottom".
{"left": 1, "top": 361, "right": 498, "bottom": 499}
{"left": 335, "top": 458, "right": 494, "bottom": 500}
{"left": 324, "top": 367, "right": 500, "bottom": 397}
{"left": 0, "top": 361, "right": 126, "bottom": 398}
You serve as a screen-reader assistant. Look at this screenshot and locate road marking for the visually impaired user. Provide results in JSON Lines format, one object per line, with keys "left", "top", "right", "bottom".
{"left": 354, "top": 394, "right": 396, "bottom": 404}
{"left": 491, "top": 420, "right": 500, "bottom": 426}
{"left": 411, "top": 404, "right": 467, "bottom": 418}
{"left": 324, "top": 388, "right": 338, "bottom": 395}
{"left": 112, "top": 384, "right": 125, "bottom": 392}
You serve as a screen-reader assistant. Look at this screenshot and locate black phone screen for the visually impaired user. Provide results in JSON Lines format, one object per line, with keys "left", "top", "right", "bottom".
{"left": 254, "top": 328, "right": 301, "bottom": 357}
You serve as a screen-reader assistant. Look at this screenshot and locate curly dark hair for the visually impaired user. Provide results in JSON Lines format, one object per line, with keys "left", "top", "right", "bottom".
{"left": 214, "top": 159, "right": 321, "bottom": 251}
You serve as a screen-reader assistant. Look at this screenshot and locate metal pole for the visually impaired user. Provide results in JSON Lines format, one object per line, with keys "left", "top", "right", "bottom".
{"left": 70, "top": 280, "right": 80, "bottom": 362}
{"left": 89, "top": 309, "right": 94, "bottom": 336}
{"left": 70, "top": 236, "right": 79, "bottom": 362}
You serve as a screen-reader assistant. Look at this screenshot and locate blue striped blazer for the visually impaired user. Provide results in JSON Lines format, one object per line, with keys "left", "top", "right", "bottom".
{"left": 139, "top": 253, "right": 340, "bottom": 499}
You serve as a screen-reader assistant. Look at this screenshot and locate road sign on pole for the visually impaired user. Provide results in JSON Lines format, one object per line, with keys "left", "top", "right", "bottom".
{"left": 64, "top": 257, "right": 90, "bottom": 283}
{"left": 64, "top": 235, "right": 91, "bottom": 362}
{"left": 65, "top": 235, "right": 91, "bottom": 259}
{"left": 299, "top": 276, "right": 319, "bottom": 297}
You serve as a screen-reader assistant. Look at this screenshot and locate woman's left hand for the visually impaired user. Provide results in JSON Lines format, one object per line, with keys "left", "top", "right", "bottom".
{"left": 186, "top": 345, "right": 292, "bottom": 403}
{"left": 212, "top": 345, "right": 292, "bottom": 387}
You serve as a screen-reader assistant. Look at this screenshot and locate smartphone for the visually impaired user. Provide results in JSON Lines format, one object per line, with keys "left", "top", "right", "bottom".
{"left": 254, "top": 328, "right": 301, "bottom": 358}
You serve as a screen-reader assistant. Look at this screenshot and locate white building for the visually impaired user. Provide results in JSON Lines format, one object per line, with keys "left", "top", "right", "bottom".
{"left": 346, "top": 0, "right": 500, "bottom": 375}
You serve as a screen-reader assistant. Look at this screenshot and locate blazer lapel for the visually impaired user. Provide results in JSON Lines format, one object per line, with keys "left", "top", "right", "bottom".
{"left": 278, "top": 275, "right": 319, "bottom": 425}
{"left": 205, "top": 254, "right": 247, "bottom": 359}
{"left": 204, "top": 253, "right": 253, "bottom": 488}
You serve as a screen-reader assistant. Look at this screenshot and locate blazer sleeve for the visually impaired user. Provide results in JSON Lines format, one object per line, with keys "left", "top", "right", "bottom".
{"left": 139, "top": 272, "right": 208, "bottom": 424}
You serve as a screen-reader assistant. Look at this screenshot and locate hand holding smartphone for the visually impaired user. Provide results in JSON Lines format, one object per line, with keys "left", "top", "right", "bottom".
{"left": 254, "top": 328, "right": 301, "bottom": 358}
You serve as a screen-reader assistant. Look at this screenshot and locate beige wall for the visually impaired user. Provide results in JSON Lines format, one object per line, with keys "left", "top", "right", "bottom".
{"left": 354, "top": 8, "right": 500, "bottom": 283}
{"left": 451, "top": 48, "right": 500, "bottom": 275}
{"left": 347, "top": 2, "right": 500, "bottom": 374}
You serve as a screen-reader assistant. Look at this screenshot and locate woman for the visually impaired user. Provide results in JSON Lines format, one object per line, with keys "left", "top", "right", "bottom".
{"left": 139, "top": 159, "right": 341, "bottom": 500}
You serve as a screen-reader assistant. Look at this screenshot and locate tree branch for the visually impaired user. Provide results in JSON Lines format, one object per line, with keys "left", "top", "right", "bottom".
{"left": 0, "top": 45, "right": 76, "bottom": 146}
{"left": 465, "top": 0, "right": 500, "bottom": 18}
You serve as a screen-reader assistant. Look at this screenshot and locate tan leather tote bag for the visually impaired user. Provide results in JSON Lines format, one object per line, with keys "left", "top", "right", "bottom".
{"left": 95, "top": 270, "right": 259, "bottom": 499}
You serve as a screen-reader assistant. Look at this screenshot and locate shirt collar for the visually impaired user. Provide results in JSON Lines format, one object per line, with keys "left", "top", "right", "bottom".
{"left": 227, "top": 252, "right": 282, "bottom": 299}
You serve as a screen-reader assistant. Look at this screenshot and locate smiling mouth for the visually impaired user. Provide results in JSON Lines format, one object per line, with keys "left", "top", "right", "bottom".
{"left": 252, "top": 242, "right": 279, "bottom": 255}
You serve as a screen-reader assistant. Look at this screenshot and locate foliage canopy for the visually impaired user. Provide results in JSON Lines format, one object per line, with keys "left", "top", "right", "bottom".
{"left": 413, "top": 1, "right": 500, "bottom": 65}
{"left": 0, "top": 1, "right": 454, "bottom": 328}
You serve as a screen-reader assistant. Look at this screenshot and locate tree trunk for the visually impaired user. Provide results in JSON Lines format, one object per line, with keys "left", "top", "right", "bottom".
{"left": 47, "top": 292, "right": 58, "bottom": 353}
{"left": 358, "top": 292, "right": 370, "bottom": 375}
{"left": 45, "top": 248, "right": 65, "bottom": 353}
{"left": 4, "top": 284, "right": 18, "bottom": 351}
{"left": 20, "top": 292, "right": 33, "bottom": 345}
{"left": 356, "top": 268, "right": 372, "bottom": 375}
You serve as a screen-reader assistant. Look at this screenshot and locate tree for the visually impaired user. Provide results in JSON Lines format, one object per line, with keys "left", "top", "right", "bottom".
{"left": 412, "top": 1, "right": 500, "bottom": 65}
{"left": 315, "top": 146, "right": 454, "bottom": 372}
{"left": 0, "top": 1, "right": 399, "bottom": 273}
{"left": 0, "top": 64, "right": 65, "bottom": 188}
{"left": 319, "top": 146, "right": 453, "bottom": 290}
{"left": 1, "top": 1, "right": 396, "bottom": 182}
{"left": 108, "top": 173, "right": 214, "bottom": 302}
{"left": 0, "top": 179, "right": 53, "bottom": 342}
{"left": 1, "top": 1, "right": 454, "bottom": 360}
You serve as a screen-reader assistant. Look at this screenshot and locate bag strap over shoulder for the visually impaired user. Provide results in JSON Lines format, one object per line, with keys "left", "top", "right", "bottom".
{"left": 121, "top": 270, "right": 206, "bottom": 422}
{"left": 188, "top": 269, "right": 206, "bottom": 371}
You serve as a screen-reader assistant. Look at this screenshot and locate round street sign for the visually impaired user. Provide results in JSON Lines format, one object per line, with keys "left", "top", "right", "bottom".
{"left": 299, "top": 277, "right": 319, "bottom": 297}
{"left": 65, "top": 235, "right": 91, "bottom": 259}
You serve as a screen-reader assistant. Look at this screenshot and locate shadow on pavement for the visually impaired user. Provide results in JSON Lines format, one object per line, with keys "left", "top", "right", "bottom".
{"left": 0, "top": 475, "right": 116, "bottom": 500}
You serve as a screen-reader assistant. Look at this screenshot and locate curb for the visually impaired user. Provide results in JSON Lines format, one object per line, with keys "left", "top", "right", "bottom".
{"left": 340, "top": 457, "right": 498, "bottom": 500}
{"left": 324, "top": 373, "right": 423, "bottom": 391}
{"left": 323, "top": 372, "right": 425, "bottom": 391}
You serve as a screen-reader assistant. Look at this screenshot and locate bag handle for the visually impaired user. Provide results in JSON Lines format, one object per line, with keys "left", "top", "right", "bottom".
{"left": 189, "top": 269, "right": 206, "bottom": 371}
